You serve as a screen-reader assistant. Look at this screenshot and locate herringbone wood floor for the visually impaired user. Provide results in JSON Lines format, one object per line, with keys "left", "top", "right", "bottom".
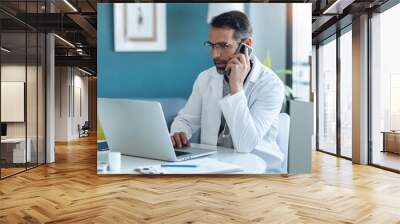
{"left": 1, "top": 135, "right": 400, "bottom": 224}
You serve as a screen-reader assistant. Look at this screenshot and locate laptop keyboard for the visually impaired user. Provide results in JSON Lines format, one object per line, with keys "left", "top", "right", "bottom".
{"left": 175, "top": 150, "right": 190, "bottom": 156}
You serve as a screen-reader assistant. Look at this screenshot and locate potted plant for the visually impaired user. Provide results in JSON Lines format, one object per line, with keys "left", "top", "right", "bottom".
{"left": 263, "top": 51, "right": 294, "bottom": 113}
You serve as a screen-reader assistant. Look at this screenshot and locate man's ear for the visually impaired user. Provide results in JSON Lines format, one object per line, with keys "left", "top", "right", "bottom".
{"left": 244, "top": 37, "right": 253, "bottom": 47}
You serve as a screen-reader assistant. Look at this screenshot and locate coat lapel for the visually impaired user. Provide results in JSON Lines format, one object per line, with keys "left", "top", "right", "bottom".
{"left": 244, "top": 57, "right": 263, "bottom": 104}
{"left": 202, "top": 73, "right": 223, "bottom": 145}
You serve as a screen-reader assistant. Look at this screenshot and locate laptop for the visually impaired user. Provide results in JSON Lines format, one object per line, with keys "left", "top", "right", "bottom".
{"left": 98, "top": 98, "right": 216, "bottom": 161}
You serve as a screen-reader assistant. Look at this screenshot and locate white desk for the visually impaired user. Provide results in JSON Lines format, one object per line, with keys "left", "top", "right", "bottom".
{"left": 97, "top": 143, "right": 267, "bottom": 174}
{"left": 1, "top": 138, "right": 31, "bottom": 163}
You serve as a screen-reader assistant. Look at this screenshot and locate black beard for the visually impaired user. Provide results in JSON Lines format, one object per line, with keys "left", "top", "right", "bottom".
{"left": 216, "top": 68, "right": 225, "bottom": 75}
{"left": 213, "top": 59, "right": 227, "bottom": 75}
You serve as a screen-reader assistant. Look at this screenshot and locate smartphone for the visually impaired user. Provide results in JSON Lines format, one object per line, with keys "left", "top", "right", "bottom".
{"left": 224, "top": 42, "right": 253, "bottom": 77}
{"left": 237, "top": 42, "right": 253, "bottom": 56}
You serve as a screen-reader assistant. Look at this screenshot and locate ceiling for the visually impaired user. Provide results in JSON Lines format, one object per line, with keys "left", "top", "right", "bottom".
{"left": 1, "top": 0, "right": 97, "bottom": 74}
{"left": 310, "top": 0, "right": 390, "bottom": 43}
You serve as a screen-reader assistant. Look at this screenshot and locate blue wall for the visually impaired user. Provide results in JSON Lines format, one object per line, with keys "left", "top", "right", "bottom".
{"left": 98, "top": 3, "right": 212, "bottom": 99}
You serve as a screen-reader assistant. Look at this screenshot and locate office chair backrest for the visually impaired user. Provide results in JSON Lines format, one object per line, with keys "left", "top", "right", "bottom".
{"left": 277, "top": 113, "right": 290, "bottom": 173}
{"left": 82, "top": 121, "right": 90, "bottom": 129}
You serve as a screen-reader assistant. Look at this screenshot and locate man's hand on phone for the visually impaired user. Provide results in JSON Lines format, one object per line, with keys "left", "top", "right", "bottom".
{"left": 171, "top": 132, "right": 191, "bottom": 149}
{"left": 226, "top": 47, "right": 250, "bottom": 94}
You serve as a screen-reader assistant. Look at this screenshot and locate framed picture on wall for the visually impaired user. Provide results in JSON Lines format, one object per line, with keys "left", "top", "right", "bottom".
{"left": 114, "top": 3, "right": 166, "bottom": 52}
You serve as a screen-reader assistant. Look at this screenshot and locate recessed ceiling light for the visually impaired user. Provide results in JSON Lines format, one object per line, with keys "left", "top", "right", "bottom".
{"left": 323, "top": 0, "right": 355, "bottom": 15}
{"left": 63, "top": 0, "right": 78, "bottom": 12}
{"left": 1, "top": 47, "right": 11, "bottom": 53}
{"left": 78, "top": 67, "right": 93, "bottom": 76}
{"left": 54, "top": 34, "right": 75, "bottom": 48}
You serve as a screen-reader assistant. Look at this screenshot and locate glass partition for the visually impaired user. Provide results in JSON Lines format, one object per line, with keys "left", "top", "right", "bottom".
{"left": 27, "top": 30, "right": 38, "bottom": 169}
{"left": 0, "top": 1, "right": 46, "bottom": 179}
{"left": 1, "top": 31, "right": 28, "bottom": 178}
{"left": 317, "top": 36, "right": 337, "bottom": 155}
{"left": 370, "top": 3, "right": 400, "bottom": 171}
{"left": 38, "top": 32, "right": 46, "bottom": 165}
{"left": 339, "top": 28, "right": 352, "bottom": 158}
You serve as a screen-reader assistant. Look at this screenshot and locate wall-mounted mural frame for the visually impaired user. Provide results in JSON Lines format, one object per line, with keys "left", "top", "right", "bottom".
{"left": 114, "top": 3, "right": 166, "bottom": 52}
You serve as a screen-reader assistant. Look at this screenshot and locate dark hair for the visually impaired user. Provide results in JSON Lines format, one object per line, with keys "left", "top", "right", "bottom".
{"left": 210, "top": 10, "right": 253, "bottom": 41}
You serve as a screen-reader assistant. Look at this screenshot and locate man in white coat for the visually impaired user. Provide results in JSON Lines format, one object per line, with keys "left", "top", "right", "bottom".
{"left": 170, "top": 11, "right": 285, "bottom": 171}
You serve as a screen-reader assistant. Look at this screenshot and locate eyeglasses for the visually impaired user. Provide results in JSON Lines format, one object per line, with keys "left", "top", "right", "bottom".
{"left": 203, "top": 41, "right": 236, "bottom": 53}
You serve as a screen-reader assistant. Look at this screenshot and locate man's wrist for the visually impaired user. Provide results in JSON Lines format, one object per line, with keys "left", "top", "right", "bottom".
{"left": 230, "top": 84, "right": 243, "bottom": 95}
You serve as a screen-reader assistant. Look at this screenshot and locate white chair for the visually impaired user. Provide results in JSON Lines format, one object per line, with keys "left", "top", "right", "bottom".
{"left": 277, "top": 113, "right": 290, "bottom": 173}
{"left": 251, "top": 113, "right": 290, "bottom": 173}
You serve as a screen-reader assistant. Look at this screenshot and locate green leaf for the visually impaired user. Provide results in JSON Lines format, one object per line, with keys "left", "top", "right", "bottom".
{"left": 264, "top": 51, "right": 272, "bottom": 68}
{"left": 276, "top": 69, "right": 293, "bottom": 76}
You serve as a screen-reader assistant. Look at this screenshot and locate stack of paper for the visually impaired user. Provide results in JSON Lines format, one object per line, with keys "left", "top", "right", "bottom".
{"left": 135, "top": 158, "right": 243, "bottom": 174}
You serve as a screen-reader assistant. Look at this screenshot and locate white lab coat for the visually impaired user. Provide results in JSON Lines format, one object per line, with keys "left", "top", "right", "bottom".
{"left": 170, "top": 56, "right": 285, "bottom": 165}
